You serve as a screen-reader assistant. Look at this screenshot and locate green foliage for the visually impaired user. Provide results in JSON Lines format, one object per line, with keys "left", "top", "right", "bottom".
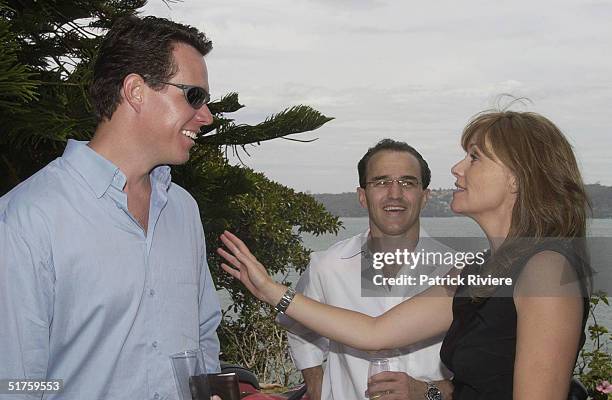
{"left": 201, "top": 104, "right": 333, "bottom": 146}
{"left": 172, "top": 141, "right": 338, "bottom": 384}
{"left": 219, "top": 309, "right": 295, "bottom": 385}
{"left": 0, "top": 0, "right": 131, "bottom": 193}
{"left": 0, "top": 6, "right": 38, "bottom": 111}
{"left": 575, "top": 292, "right": 612, "bottom": 400}
{"left": 0, "top": 0, "right": 340, "bottom": 384}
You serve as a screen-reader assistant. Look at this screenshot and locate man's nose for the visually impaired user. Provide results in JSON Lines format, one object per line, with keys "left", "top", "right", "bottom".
{"left": 387, "top": 180, "right": 403, "bottom": 198}
{"left": 195, "top": 104, "right": 214, "bottom": 127}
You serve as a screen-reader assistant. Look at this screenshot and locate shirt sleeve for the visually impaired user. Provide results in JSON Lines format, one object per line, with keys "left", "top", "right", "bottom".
{"left": 277, "top": 254, "right": 329, "bottom": 371}
{"left": 198, "top": 235, "right": 222, "bottom": 374}
{"left": 0, "top": 216, "right": 54, "bottom": 381}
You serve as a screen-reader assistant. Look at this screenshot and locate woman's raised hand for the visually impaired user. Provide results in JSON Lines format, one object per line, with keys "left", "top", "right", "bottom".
{"left": 217, "top": 231, "right": 282, "bottom": 305}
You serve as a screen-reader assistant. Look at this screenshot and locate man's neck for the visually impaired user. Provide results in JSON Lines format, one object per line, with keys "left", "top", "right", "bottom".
{"left": 367, "top": 227, "right": 421, "bottom": 279}
{"left": 368, "top": 230, "right": 420, "bottom": 254}
{"left": 89, "top": 122, "right": 153, "bottom": 187}
{"left": 89, "top": 122, "right": 154, "bottom": 234}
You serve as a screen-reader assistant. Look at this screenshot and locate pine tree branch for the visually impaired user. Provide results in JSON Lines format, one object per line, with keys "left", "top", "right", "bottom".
{"left": 280, "top": 136, "right": 318, "bottom": 143}
{"left": 198, "top": 105, "right": 333, "bottom": 145}
{"left": 207, "top": 92, "right": 244, "bottom": 114}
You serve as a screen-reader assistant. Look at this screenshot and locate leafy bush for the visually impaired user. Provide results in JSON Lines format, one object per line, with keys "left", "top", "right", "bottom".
{"left": 575, "top": 292, "right": 612, "bottom": 400}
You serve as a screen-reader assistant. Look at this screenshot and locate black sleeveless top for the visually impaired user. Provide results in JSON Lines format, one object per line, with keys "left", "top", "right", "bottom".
{"left": 439, "top": 242, "right": 589, "bottom": 399}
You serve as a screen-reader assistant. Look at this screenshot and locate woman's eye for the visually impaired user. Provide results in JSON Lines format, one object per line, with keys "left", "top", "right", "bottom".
{"left": 469, "top": 152, "right": 478, "bottom": 161}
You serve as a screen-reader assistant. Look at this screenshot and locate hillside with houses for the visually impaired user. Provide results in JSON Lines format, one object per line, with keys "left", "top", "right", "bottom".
{"left": 313, "top": 184, "right": 612, "bottom": 218}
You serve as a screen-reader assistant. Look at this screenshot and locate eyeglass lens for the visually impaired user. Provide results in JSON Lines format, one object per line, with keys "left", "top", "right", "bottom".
{"left": 186, "top": 87, "right": 208, "bottom": 108}
{"left": 370, "top": 178, "right": 419, "bottom": 188}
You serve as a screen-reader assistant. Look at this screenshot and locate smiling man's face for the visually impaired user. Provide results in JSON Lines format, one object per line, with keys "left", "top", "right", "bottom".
{"left": 358, "top": 150, "right": 429, "bottom": 239}
{"left": 140, "top": 43, "right": 214, "bottom": 166}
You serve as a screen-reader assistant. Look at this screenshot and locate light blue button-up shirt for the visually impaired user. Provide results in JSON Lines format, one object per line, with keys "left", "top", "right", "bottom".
{"left": 0, "top": 140, "right": 221, "bottom": 399}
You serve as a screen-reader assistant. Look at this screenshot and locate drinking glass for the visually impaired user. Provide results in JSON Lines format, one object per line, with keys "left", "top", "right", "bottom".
{"left": 170, "top": 348, "right": 209, "bottom": 400}
{"left": 367, "top": 358, "right": 390, "bottom": 400}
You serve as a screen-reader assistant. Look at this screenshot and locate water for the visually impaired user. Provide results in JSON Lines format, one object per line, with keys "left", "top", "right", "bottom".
{"left": 219, "top": 217, "right": 611, "bottom": 350}
{"left": 300, "top": 217, "right": 612, "bottom": 332}
{"left": 218, "top": 217, "right": 611, "bottom": 382}
{"left": 300, "top": 217, "right": 484, "bottom": 252}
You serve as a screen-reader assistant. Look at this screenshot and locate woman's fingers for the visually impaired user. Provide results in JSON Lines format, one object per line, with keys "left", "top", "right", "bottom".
{"left": 219, "top": 233, "right": 242, "bottom": 257}
{"left": 219, "top": 232, "right": 268, "bottom": 274}
{"left": 221, "top": 262, "right": 257, "bottom": 293}
{"left": 217, "top": 247, "right": 241, "bottom": 268}
{"left": 223, "top": 230, "right": 246, "bottom": 248}
{"left": 218, "top": 231, "right": 277, "bottom": 303}
{"left": 219, "top": 232, "right": 258, "bottom": 267}
{"left": 218, "top": 238, "right": 260, "bottom": 281}
{"left": 222, "top": 231, "right": 260, "bottom": 264}
{"left": 220, "top": 262, "right": 240, "bottom": 279}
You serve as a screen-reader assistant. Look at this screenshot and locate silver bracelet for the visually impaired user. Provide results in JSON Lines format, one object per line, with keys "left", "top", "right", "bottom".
{"left": 274, "top": 286, "right": 296, "bottom": 314}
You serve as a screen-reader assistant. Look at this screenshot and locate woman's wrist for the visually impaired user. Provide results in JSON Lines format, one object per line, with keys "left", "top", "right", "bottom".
{"left": 264, "top": 281, "right": 288, "bottom": 306}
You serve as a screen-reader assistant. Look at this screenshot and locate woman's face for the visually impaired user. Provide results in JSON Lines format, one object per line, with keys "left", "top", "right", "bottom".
{"left": 450, "top": 140, "right": 517, "bottom": 226}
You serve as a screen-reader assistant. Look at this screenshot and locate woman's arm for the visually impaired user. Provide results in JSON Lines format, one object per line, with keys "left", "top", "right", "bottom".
{"left": 218, "top": 231, "right": 454, "bottom": 351}
{"left": 513, "top": 250, "right": 585, "bottom": 399}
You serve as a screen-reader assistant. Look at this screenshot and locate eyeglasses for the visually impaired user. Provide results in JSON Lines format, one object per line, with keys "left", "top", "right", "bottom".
{"left": 365, "top": 177, "right": 421, "bottom": 190}
{"left": 152, "top": 80, "right": 210, "bottom": 109}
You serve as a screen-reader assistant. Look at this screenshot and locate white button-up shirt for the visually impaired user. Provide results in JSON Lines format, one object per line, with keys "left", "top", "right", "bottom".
{"left": 279, "top": 230, "right": 452, "bottom": 400}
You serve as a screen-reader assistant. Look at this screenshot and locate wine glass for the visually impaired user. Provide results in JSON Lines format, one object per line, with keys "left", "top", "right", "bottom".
{"left": 367, "top": 358, "right": 390, "bottom": 400}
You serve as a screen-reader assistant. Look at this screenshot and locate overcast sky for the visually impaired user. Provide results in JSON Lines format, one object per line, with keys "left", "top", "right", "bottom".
{"left": 142, "top": 0, "right": 612, "bottom": 193}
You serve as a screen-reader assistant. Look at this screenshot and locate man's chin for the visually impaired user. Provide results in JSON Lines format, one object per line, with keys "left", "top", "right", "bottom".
{"left": 167, "top": 152, "right": 191, "bottom": 166}
{"left": 379, "top": 225, "right": 415, "bottom": 237}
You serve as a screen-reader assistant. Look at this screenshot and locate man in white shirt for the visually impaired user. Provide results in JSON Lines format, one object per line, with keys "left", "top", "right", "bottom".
{"left": 279, "top": 139, "right": 453, "bottom": 400}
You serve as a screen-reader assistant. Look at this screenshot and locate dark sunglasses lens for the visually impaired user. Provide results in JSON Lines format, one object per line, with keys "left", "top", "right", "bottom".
{"left": 186, "top": 87, "right": 207, "bottom": 109}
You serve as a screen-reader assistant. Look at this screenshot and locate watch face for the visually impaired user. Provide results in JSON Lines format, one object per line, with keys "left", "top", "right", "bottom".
{"left": 426, "top": 386, "right": 442, "bottom": 400}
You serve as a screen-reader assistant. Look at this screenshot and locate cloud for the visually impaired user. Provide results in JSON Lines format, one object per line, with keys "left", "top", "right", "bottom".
{"left": 142, "top": 0, "right": 612, "bottom": 192}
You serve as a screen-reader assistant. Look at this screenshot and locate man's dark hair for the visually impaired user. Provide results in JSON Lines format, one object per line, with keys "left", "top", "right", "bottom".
{"left": 358, "top": 139, "right": 431, "bottom": 189}
{"left": 90, "top": 15, "right": 212, "bottom": 122}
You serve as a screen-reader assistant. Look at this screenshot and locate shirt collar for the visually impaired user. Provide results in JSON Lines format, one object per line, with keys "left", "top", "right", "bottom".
{"left": 151, "top": 164, "right": 172, "bottom": 191}
{"left": 62, "top": 139, "right": 172, "bottom": 198}
{"left": 340, "top": 227, "right": 432, "bottom": 259}
{"left": 340, "top": 229, "right": 370, "bottom": 259}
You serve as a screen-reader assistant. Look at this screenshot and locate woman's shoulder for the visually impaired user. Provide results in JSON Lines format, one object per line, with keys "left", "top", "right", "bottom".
{"left": 514, "top": 240, "right": 588, "bottom": 298}
{"left": 512, "top": 239, "right": 584, "bottom": 274}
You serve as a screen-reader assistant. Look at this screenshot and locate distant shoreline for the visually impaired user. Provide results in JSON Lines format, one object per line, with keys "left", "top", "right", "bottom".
{"left": 312, "top": 183, "right": 612, "bottom": 218}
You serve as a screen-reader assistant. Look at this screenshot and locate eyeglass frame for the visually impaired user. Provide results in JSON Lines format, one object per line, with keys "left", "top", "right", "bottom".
{"left": 364, "top": 176, "right": 421, "bottom": 190}
{"left": 145, "top": 78, "right": 211, "bottom": 109}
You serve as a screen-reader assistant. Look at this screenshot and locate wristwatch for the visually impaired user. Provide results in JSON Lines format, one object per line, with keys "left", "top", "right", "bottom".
{"left": 425, "top": 381, "right": 442, "bottom": 400}
{"left": 274, "top": 286, "right": 296, "bottom": 314}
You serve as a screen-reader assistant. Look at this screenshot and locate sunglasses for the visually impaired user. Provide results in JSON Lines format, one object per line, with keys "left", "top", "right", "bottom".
{"left": 154, "top": 80, "right": 211, "bottom": 109}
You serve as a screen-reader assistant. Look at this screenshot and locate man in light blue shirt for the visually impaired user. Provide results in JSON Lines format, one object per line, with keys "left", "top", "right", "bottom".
{"left": 0, "top": 16, "right": 221, "bottom": 399}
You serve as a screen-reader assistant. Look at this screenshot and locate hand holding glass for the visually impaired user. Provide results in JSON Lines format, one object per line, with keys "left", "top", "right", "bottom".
{"left": 367, "top": 358, "right": 390, "bottom": 400}
{"left": 170, "top": 349, "right": 209, "bottom": 400}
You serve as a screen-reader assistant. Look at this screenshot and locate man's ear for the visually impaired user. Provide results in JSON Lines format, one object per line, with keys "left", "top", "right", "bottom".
{"left": 357, "top": 187, "right": 367, "bottom": 209}
{"left": 420, "top": 188, "right": 431, "bottom": 210}
{"left": 121, "top": 73, "right": 146, "bottom": 113}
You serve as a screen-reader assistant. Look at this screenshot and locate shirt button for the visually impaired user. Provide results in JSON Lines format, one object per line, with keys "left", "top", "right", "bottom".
{"left": 149, "top": 288, "right": 155, "bottom": 296}
{"left": 152, "top": 341, "right": 158, "bottom": 348}
{"left": 153, "top": 393, "right": 160, "bottom": 400}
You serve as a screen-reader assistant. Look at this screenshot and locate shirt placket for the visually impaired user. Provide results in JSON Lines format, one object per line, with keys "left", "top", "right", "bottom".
{"left": 144, "top": 179, "right": 169, "bottom": 400}
{"left": 107, "top": 172, "right": 166, "bottom": 399}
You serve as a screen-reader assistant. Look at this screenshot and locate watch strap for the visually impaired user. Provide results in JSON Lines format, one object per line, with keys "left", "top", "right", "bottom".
{"left": 274, "top": 286, "right": 296, "bottom": 314}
